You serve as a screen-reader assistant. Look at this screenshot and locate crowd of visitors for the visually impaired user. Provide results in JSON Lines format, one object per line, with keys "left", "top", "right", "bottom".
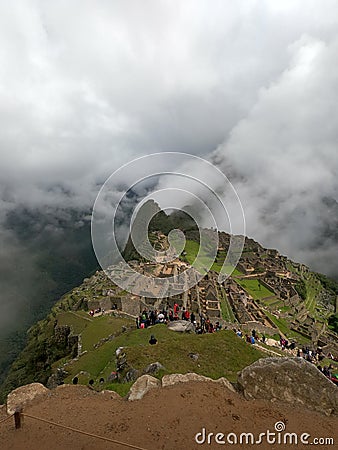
{"left": 88, "top": 304, "right": 338, "bottom": 387}
{"left": 135, "top": 305, "right": 224, "bottom": 335}
{"left": 235, "top": 328, "right": 265, "bottom": 345}
{"left": 234, "top": 327, "right": 338, "bottom": 385}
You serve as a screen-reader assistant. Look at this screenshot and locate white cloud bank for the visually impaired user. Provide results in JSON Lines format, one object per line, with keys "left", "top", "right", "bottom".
{"left": 0, "top": 0, "right": 337, "bottom": 277}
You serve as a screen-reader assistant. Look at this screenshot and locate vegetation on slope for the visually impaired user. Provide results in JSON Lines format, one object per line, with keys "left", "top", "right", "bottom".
{"left": 2, "top": 210, "right": 338, "bottom": 402}
{"left": 329, "top": 314, "right": 338, "bottom": 334}
{"left": 0, "top": 207, "right": 99, "bottom": 388}
{"left": 62, "top": 323, "right": 266, "bottom": 393}
{"left": 235, "top": 278, "right": 274, "bottom": 300}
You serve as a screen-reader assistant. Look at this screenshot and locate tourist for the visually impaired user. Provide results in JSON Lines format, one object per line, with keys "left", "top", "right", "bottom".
{"left": 195, "top": 324, "right": 203, "bottom": 334}
{"left": 215, "top": 321, "right": 222, "bottom": 331}
{"left": 157, "top": 311, "right": 165, "bottom": 323}
{"left": 200, "top": 314, "right": 206, "bottom": 332}
{"left": 149, "top": 335, "right": 158, "bottom": 345}
{"left": 191, "top": 312, "right": 196, "bottom": 323}
{"left": 141, "top": 310, "right": 149, "bottom": 328}
{"left": 150, "top": 310, "right": 156, "bottom": 325}
{"left": 323, "top": 366, "right": 331, "bottom": 377}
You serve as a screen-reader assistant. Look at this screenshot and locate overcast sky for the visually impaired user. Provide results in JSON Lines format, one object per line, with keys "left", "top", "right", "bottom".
{"left": 1, "top": 0, "right": 338, "bottom": 279}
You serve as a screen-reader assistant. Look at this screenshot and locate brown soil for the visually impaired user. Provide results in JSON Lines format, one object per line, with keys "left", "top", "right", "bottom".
{"left": 0, "top": 383, "right": 337, "bottom": 450}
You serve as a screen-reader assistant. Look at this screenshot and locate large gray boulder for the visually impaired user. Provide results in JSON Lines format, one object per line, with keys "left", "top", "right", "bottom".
{"left": 127, "top": 375, "right": 161, "bottom": 401}
{"left": 238, "top": 357, "right": 338, "bottom": 416}
{"left": 7, "top": 383, "right": 49, "bottom": 415}
{"left": 167, "top": 320, "right": 195, "bottom": 333}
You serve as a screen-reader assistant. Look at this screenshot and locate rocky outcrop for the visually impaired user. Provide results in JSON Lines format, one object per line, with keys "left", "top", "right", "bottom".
{"left": 162, "top": 373, "right": 236, "bottom": 393}
{"left": 46, "top": 367, "right": 68, "bottom": 389}
{"left": 7, "top": 383, "right": 49, "bottom": 415}
{"left": 237, "top": 357, "right": 338, "bottom": 416}
{"left": 124, "top": 368, "right": 140, "bottom": 383}
{"left": 100, "top": 390, "right": 121, "bottom": 400}
{"left": 215, "top": 377, "right": 237, "bottom": 393}
{"left": 265, "top": 338, "right": 279, "bottom": 347}
{"left": 53, "top": 325, "right": 71, "bottom": 347}
{"left": 162, "top": 373, "right": 210, "bottom": 386}
{"left": 167, "top": 320, "right": 195, "bottom": 333}
{"left": 127, "top": 375, "right": 161, "bottom": 401}
{"left": 143, "top": 362, "right": 165, "bottom": 376}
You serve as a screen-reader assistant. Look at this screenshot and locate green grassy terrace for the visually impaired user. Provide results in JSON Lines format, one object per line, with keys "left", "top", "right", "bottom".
{"left": 183, "top": 240, "right": 243, "bottom": 276}
{"left": 60, "top": 316, "right": 266, "bottom": 396}
{"left": 235, "top": 278, "right": 274, "bottom": 300}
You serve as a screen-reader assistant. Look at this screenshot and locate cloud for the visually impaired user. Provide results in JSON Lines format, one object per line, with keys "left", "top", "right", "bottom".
{"left": 1, "top": 0, "right": 336, "bottom": 215}
{"left": 0, "top": 0, "right": 338, "bottom": 360}
{"left": 212, "top": 32, "right": 338, "bottom": 276}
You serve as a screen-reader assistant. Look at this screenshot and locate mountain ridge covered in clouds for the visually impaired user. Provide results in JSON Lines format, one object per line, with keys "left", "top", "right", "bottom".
{"left": 1, "top": 201, "right": 338, "bottom": 390}
{"left": 1, "top": 0, "right": 338, "bottom": 399}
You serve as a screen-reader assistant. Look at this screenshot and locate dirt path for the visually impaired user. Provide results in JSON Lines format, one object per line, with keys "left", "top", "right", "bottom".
{"left": 0, "top": 382, "right": 337, "bottom": 450}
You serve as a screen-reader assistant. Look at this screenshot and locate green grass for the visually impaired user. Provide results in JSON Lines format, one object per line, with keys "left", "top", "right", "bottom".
{"left": 264, "top": 311, "right": 311, "bottom": 345}
{"left": 183, "top": 240, "right": 213, "bottom": 273}
{"left": 303, "top": 274, "right": 322, "bottom": 316}
{"left": 81, "top": 316, "right": 133, "bottom": 351}
{"left": 184, "top": 240, "right": 243, "bottom": 276}
{"left": 62, "top": 324, "right": 267, "bottom": 392}
{"left": 235, "top": 278, "right": 274, "bottom": 300}
{"left": 104, "top": 382, "right": 134, "bottom": 397}
{"left": 56, "top": 311, "right": 134, "bottom": 352}
{"left": 260, "top": 298, "right": 282, "bottom": 308}
{"left": 219, "top": 285, "right": 236, "bottom": 322}
{"left": 123, "top": 327, "right": 265, "bottom": 382}
{"left": 212, "top": 263, "right": 243, "bottom": 277}
{"left": 184, "top": 240, "right": 200, "bottom": 262}
{"left": 264, "top": 312, "right": 290, "bottom": 335}
{"left": 56, "top": 311, "right": 92, "bottom": 334}
{"left": 64, "top": 339, "right": 119, "bottom": 380}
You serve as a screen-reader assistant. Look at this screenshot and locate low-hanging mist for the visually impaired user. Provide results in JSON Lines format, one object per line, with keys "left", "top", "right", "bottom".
{"left": 1, "top": 0, "right": 338, "bottom": 380}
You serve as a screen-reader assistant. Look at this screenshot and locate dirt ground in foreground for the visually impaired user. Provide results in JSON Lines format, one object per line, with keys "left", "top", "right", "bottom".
{"left": 0, "top": 382, "right": 337, "bottom": 450}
